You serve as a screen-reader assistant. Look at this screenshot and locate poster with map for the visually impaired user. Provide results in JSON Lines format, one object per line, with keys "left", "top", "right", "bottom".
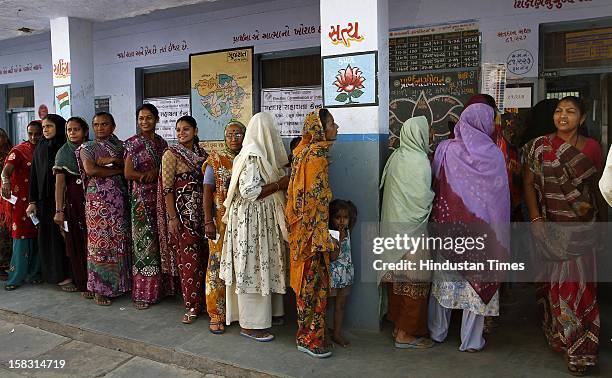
{"left": 190, "top": 47, "right": 253, "bottom": 141}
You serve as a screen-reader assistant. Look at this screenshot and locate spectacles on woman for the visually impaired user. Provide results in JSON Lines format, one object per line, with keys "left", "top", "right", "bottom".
{"left": 225, "top": 133, "right": 244, "bottom": 141}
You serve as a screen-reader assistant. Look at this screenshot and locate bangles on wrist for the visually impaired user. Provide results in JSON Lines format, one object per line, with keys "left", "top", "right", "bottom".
{"left": 530, "top": 216, "right": 544, "bottom": 223}
{"left": 274, "top": 182, "right": 280, "bottom": 192}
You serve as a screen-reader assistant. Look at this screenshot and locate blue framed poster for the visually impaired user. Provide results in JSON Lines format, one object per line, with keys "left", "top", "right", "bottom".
{"left": 322, "top": 51, "right": 378, "bottom": 108}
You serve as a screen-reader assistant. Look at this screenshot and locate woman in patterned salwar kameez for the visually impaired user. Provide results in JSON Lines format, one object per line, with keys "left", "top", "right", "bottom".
{"left": 220, "top": 112, "right": 289, "bottom": 342}
{"left": 202, "top": 120, "right": 245, "bottom": 334}
{"left": 0, "top": 128, "right": 13, "bottom": 280}
{"left": 523, "top": 96, "right": 603, "bottom": 376}
{"left": 53, "top": 117, "right": 91, "bottom": 297}
{"left": 286, "top": 109, "right": 339, "bottom": 358}
{"left": 2, "top": 121, "right": 42, "bottom": 290}
{"left": 124, "top": 104, "right": 168, "bottom": 310}
{"left": 158, "top": 115, "right": 208, "bottom": 324}
{"left": 78, "top": 112, "right": 131, "bottom": 306}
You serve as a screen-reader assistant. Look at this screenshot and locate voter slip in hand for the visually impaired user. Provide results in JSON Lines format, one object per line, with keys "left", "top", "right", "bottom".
{"left": 29, "top": 213, "right": 40, "bottom": 226}
{"left": 1, "top": 194, "right": 17, "bottom": 205}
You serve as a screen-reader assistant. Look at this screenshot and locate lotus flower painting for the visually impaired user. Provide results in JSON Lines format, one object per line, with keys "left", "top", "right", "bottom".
{"left": 323, "top": 51, "right": 378, "bottom": 108}
{"left": 333, "top": 64, "right": 366, "bottom": 104}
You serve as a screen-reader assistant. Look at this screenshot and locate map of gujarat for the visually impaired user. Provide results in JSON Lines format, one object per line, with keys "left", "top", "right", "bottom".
{"left": 194, "top": 74, "right": 246, "bottom": 119}
{"left": 190, "top": 48, "right": 253, "bottom": 140}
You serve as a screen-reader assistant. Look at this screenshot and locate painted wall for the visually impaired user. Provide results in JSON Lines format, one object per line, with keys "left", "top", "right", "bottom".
{"left": 93, "top": 0, "right": 320, "bottom": 139}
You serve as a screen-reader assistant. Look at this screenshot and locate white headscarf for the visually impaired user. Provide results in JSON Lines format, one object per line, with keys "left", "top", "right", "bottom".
{"left": 222, "top": 112, "right": 289, "bottom": 239}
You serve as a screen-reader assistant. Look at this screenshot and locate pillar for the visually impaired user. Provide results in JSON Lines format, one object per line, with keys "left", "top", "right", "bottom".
{"left": 320, "top": 0, "right": 389, "bottom": 330}
{"left": 50, "top": 17, "right": 95, "bottom": 122}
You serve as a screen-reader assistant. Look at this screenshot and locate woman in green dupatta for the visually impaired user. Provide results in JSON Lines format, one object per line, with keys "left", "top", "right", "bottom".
{"left": 53, "top": 117, "right": 90, "bottom": 295}
{"left": 379, "top": 116, "right": 435, "bottom": 349}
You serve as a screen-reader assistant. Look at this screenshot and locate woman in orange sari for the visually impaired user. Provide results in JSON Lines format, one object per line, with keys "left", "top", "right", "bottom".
{"left": 286, "top": 109, "right": 339, "bottom": 358}
{"left": 202, "top": 120, "right": 245, "bottom": 334}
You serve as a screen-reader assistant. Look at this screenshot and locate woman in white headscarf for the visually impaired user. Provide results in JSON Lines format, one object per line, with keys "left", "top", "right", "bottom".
{"left": 220, "top": 112, "right": 290, "bottom": 342}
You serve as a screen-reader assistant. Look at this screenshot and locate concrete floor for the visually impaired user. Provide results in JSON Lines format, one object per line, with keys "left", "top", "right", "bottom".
{"left": 0, "top": 283, "right": 609, "bottom": 377}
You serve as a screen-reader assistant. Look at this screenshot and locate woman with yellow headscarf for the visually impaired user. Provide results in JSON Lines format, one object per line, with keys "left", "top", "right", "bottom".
{"left": 286, "top": 108, "right": 339, "bottom": 358}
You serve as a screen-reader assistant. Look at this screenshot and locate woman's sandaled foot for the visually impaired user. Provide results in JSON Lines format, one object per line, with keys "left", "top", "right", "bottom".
{"left": 4, "top": 284, "right": 17, "bottom": 291}
{"left": 297, "top": 345, "right": 332, "bottom": 358}
{"left": 59, "top": 282, "right": 78, "bottom": 292}
{"left": 133, "top": 301, "right": 150, "bottom": 310}
{"left": 81, "top": 291, "right": 94, "bottom": 299}
{"left": 209, "top": 321, "right": 225, "bottom": 334}
{"left": 240, "top": 329, "right": 274, "bottom": 342}
{"left": 94, "top": 294, "right": 112, "bottom": 306}
{"left": 182, "top": 308, "right": 198, "bottom": 324}
{"left": 463, "top": 348, "right": 480, "bottom": 353}
{"left": 567, "top": 363, "right": 588, "bottom": 376}
{"left": 332, "top": 334, "right": 350, "bottom": 347}
{"left": 395, "top": 336, "right": 435, "bottom": 349}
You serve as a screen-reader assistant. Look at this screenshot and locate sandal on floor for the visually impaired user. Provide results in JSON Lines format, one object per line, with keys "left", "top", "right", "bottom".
{"left": 567, "top": 363, "right": 588, "bottom": 376}
{"left": 59, "top": 282, "right": 78, "bottom": 292}
{"left": 182, "top": 308, "right": 198, "bottom": 324}
{"left": 297, "top": 345, "right": 332, "bottom": 358}
{"left": 209, "top": 321, "right": 225, "bottom": 334}
{"left": 94, "top": 294, "right": 112, "bottom": 306}
{"left": 463, "top": 348, "right": 480, "bottom": 353}
{"left": 81, "top": 291, "right": 94, "bottom": 299}
{"left": 133, "top": 301, "right": 150, "bottom": 310}
{"left": 395, "top": 337, "right": 435, "bottom": 349}
{"left": 240, "top": 330, "right": 274, "bottom": 342}
{"left": 4, "top": 284, "right": 17, "bottom": 291}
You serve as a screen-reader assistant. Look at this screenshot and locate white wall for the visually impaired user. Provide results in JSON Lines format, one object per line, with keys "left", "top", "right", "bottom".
{"left": 0, "top": 34, "right": 53, "bottom": 115}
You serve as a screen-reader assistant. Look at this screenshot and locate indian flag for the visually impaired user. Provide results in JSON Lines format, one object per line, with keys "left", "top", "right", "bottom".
{"left": 56, "top": 91, "right": 69, "bottom": 110}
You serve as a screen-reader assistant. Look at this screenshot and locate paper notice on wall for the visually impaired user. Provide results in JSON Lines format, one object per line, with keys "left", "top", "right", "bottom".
{"left": 143, "top": 97, "right": 190, "bottom": 141}
{"left": 481, "top": 63, "right": 507, "bottom": 114}
{"left": 261, "top": 87, "right": 323, "bottom": 137}
{"left": 504, "top": 87, "right": 532, "bottom": 109}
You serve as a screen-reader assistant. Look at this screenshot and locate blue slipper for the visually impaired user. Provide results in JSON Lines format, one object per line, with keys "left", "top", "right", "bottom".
{"left": 394, "top": 337, "right": 434, "bottom": 349}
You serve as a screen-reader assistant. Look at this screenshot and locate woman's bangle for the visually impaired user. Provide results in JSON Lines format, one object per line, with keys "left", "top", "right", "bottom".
{"left": 55, "top": 209, "right": 64, "bottom": 214}
{"left": 530, "top": 216, "right": 544, "bottom": 223}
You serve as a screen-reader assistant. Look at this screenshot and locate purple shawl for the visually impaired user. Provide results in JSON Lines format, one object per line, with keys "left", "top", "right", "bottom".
{"left": 433, "top": 103, "right": 510, "bottom": 249}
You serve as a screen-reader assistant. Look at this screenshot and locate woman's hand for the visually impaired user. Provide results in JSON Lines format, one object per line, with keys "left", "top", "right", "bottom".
{"left": 96, "top": 157, "right": 115, "bottom": 166}
{"left": 1, "top": 182, "right": 10, "bottom": 199}
{"left": 53, "top": 211, "right": 65, "bottom": 227}
{"left": 140, "top": 170, "right": 157, "bottom": 183}
{"left": 530, "top": 218, "right": 546, "bottom": 241}
{"left": 204, "top": 221, "right": 217, "bottom": 240}
{"left": 168, "top": 218, "right": 179, "bottom": 235}
{"left": 277, "top": 175, "right": 290, "bottom": 190}
{"left": 331, "top": 239, "right": 341, "bottom": 260}
{"left": 26, "top": 203, "right": 37, "bottom": 217}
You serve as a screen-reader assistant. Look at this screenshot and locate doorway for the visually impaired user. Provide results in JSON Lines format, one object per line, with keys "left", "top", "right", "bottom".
{"left": 8, "top": 109, "right": 35, "bottom": 145}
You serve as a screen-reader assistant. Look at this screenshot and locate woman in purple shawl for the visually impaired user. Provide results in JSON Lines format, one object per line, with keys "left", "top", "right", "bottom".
{"left": 427, "top": 103, "right": 510, "bottom": 352}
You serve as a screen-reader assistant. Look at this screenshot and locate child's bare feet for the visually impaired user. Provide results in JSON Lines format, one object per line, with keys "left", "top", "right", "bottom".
{"left": 332, "top": 333, "right": 350, "bottom": 347}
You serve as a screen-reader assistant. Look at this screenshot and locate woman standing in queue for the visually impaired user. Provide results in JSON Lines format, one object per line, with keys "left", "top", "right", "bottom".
{"left": 53, "top": 117, "right": 91, "bottom": 297}
{"left": 26, "top": 114, "right": 69, "bottom": 289}
{"left": 202, "top": 120, "right": 246, "bottom": 334}
{"left": 0, "top": 128, "right": 13, "bottom": 280}
{"left": 158, "top": 115, "right": 208, "bottom": 324}
{"left": 220, "top": 112, "right": 289, "bottom": 342}
{"left": 2, "top": 121, "right": 42, "bottom": 290}
{"left": 124, "top": 104, "right": 168, "bottom": 310}
{"left": 523, "top": 96, "right": 603, "bottom": 375}
{"left": 286, "top": 109, "right": 339, "bottom": 358}
{"left": 77, "top": 112, "right": 131, "bottom": 306}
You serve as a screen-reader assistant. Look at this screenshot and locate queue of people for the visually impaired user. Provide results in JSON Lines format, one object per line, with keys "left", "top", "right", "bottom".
{"left": 0, "top": 96, "right": 610, "bottom": 370}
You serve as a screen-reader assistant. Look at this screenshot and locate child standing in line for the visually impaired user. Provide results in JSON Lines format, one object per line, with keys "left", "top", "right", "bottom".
{"left": 328, "top": 199, "right": 358, "bottom": 347}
